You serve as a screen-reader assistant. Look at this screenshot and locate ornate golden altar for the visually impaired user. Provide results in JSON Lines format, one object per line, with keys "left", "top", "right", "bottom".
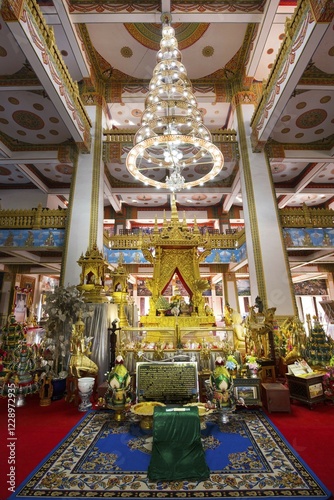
{"left": 138, "top": 195, "right": 216, "bottom": 330}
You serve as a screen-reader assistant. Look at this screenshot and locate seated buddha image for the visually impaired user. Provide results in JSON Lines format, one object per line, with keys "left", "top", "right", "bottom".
{"left": 44, "top": 230, "right": 55, "bottom": 246}
{"left": 179, "top": 299, "right": 191, "bottom": 316}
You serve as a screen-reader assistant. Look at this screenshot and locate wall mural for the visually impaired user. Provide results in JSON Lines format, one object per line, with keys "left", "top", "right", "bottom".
{"left": 0, "top": 228, "right": 64, "bottom": 247}
{"left": 104, "top": 244, "right": 247, "bottom": 265}
{"left": 215, "top": 281, "right": 223, "bottom": 296}
{"left": 293, "top": 279, "right": 328, "bottom": 296}
{"left": 237, "top": 279, "right": 250, "bottom": 296}
{"left": 283, "top": 228, "right": 334, "bottom": 247}
{"left": 137, "top": 279, "right": 152, "bottom": 296}
{"left": 105, "top": 248, "right": 150, "bottom": 264}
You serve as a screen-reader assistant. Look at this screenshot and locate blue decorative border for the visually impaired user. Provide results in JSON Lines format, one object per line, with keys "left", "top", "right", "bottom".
{"left": 0, "top": 229, "right": 64, "bottom": 248}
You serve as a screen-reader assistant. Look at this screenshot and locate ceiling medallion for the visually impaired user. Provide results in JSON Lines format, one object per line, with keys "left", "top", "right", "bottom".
{"left": 124, "top": 23, "right": 209, "bottom": 51}
{"left": 120, "top": 46, "right": 133, "bottom": 58}
{"left": 12, "top": 110, "right": 44, "bottom": 130}
{"left": 126, "top": 15, "right": 224, "bottom": 192}
{"left": 296, "top": 109, "right": 327, "bottom": 129}
{"left": 202, "top": 46, "right": 214, "bottom": 57}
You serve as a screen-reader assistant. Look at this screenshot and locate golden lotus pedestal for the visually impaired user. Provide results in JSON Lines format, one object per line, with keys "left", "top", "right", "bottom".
{"left": 138, "top": 415, "right": 153, "bottom": 430}
{"left": 77, "top": 284, "right": 109, "bottom": 303}
{"left": 109, "top": 404, "right": 130, "bottom": 422}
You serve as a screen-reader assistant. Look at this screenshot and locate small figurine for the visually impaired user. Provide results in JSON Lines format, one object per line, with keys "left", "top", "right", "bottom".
{"left": 255, "top": 296, "right": 264, "bottom": 314}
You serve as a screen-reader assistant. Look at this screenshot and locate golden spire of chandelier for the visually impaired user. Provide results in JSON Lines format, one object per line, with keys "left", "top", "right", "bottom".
{"left": 126, "top": 14, "right": 224, "bottom": 192}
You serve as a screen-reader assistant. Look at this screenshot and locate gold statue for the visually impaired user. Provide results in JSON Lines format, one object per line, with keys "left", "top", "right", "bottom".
{"left": 224, "top": 303, "right": 233, "bottom": 326}
{"left": 231, "top": 310, "right": 246, "bottom": 352}
{"left": 245, "top": 302, "right": 276, "bottom": 358}
{"left": 68, "top": 315, "right": 98, "bottom": 377}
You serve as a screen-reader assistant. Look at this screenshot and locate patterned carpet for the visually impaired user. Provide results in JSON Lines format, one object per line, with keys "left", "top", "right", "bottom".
{"left": 11, "top": 409, "right": 331, "bottom": 500}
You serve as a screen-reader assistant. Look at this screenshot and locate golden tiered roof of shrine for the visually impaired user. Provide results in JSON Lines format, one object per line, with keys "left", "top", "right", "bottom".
{"left": 148, "top": 195, "right": 208, "bottom": 248}
{"left": 106, "top": 195, "right": 244, "bottom": 253}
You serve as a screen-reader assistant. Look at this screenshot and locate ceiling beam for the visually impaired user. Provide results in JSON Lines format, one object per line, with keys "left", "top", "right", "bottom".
{"left": 52, "top": 0, "right": 91, "bottom": 79}
{"left": 253, "top": 14, "right": 329, "bottom": 143}
{"left": 223, "top": 172, "right": 241, "bottom": 212}
{"left": 278, "top": 162, "right": 328, "bottom": 208}
{"left": 70, "top": 12, "right": 263, "bottom": 24}
{"left": 246, "top": 0, "right": 280, "bottom": 77}
{"left": 289, "top": 250, "right": 334, "bottom": 271}
{"left": 271, "top": 149, "right": 334, "bottom": 163}
{"left": 14, "top": 164, "right": 49, "bottom": 193}
{"left": 1, "top": 151, "right": 61, "bottom": 164}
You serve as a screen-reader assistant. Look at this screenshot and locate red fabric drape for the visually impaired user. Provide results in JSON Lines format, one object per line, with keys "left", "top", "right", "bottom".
{"left": 161, "top": 268, "right": 192, "bottom": 298}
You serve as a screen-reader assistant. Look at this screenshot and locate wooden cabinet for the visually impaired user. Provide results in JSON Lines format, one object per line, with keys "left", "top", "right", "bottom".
{"left": 261, "top": 383, "right": 291, "bottom": 413}
{"left": 286, "top": 374, "right": 325, "bottom": 408}
{"left": 198, "top": 371, "right": 211, "bottom": 402}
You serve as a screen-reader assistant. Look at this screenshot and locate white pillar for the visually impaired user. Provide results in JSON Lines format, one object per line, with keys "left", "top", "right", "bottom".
{"left": 233, "top": 95, "right": 296, "bottom": 318}
{"left": 62, "top": 104, "right": 105, "bottom": 286}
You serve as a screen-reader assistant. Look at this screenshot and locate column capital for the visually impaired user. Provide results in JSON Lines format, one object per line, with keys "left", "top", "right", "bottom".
{"left": 231, "top": 92, "right": 257, "bottom": 110}
{"left": 1, "top": 0, "right": 24, "bottom": 22}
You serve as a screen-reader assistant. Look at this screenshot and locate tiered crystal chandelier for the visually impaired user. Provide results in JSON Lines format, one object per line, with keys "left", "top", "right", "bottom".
{"left": 126, "top": 15, "right": 224, "bottom": 192}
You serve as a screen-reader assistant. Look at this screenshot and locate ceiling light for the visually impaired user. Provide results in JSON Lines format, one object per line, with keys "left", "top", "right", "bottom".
{"left": 126, "top": 13, "right": 224, "bottom": 192}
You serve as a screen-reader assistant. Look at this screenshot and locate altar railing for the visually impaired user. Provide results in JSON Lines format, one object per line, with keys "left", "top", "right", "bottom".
{"left": 1, "top": 206, "right": 334, "bottom": 233}
{"left": 0, "top": 204, "right": 67, "bottom": 229}
{"left": 279, "top": 205, "right": 334, "bottom": 228}
{"left": 105, "top": 230, "right": 244, "bottom": 250}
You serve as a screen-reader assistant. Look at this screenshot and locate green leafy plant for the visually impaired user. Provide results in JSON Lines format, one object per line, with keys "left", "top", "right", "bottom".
{"left": 155, "top": 295, "right": 170, "bottom": 310}
{"left": 41, "top": 285, "right": 86, "bottom": 378}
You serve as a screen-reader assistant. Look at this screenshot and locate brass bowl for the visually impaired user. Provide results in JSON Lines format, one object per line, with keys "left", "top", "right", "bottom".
{"left": 184, "top": 402, "right": 214, "bottom": 429}
{"left": 131, "top": 401, "right": 166, "bottom": 430}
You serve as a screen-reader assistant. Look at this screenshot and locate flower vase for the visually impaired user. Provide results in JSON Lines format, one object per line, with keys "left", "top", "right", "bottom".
{"left": 249, "top": 368, "right": 258, "bottom": 378}
{"left": 78, "top": 377, "right": 95, "bottom": 412}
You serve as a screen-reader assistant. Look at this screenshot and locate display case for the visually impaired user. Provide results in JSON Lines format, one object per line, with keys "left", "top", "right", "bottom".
{"left": 286, "top": 374, "right": 325, "bottom": 408}
{"left": 119, "top": 326, "right": 235, "bottom": 373}
{"left": 233, "top": 377, "right": 262, "bottom": 407}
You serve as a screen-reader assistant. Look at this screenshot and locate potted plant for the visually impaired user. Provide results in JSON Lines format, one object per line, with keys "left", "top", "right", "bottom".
{"left": 155, "top": 295, "right": 170, "bottom": 316}
{"left": 322, "top": 356, "right": 334, "bottom": 400}
{"left": 40, "top": 285, "right": 87, "bottom": 398}
{"left": 225, "top": 354, "right": 239, "bottom": 376}
{"left": 322, "top": 366, "right": 334, "bottom": 400}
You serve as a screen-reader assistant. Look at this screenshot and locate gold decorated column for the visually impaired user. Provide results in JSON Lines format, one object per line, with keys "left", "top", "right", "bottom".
{"left": 232, "top": 92, "right": 297, "bottom": 319}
